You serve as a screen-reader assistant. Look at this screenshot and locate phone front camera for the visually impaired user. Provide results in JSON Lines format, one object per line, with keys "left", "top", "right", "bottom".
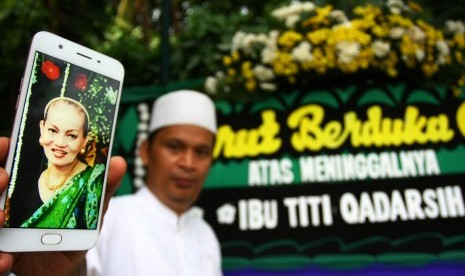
{"left": 58, "top": 44, "right": 63, "bottom": 49}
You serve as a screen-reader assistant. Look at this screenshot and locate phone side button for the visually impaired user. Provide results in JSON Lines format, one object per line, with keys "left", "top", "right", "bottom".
{"left": 41, "top": 234, "right": 62, "bottom": 245}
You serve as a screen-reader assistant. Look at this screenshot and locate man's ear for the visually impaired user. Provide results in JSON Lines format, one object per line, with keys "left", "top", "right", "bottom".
{"left": 139, "top": 140, "right": 149, "bottom": 166}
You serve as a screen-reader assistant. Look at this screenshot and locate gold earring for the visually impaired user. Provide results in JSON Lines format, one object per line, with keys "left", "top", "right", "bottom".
{"left": 81, "top": 148, "right": 86, "bottom": 154}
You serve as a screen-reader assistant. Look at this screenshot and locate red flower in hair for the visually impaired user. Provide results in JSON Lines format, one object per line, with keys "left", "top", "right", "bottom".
{"left": 75, "top": 73, "right": 88, "bottom": 91}
{"left": 41, "top": 60, "right": 60, "bottom": 80}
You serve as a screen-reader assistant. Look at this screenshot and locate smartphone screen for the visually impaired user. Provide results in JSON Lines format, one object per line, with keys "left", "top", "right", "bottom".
{"left": 3, "top": 50, "right": 121, "bottom": 230}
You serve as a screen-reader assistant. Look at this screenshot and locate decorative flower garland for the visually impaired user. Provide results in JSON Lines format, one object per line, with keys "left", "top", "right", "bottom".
{"left": 205, "top": 0, "right": 465, "bottom": 99}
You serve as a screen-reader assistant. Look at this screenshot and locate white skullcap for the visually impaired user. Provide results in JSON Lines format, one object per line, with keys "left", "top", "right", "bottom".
{"left": 149, "top": 90, "right": 217, "bottom": 134}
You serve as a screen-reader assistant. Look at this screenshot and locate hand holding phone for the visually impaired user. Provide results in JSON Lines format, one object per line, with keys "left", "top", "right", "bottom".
{"left": 0, "top": 31, "right": 125, "bottom": 252}
{"left": 0, "top": 137, "right": 128, "bottom": 275}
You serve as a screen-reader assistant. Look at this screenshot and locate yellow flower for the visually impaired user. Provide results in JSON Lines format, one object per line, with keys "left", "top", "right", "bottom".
{"left": 302, "top": 5, "right": 333, "bottom": 27}
{"left": 459, "top": 75, "right": 465, "bottom": 86}
{"left": 456, "top": 51, "right": 463, "bottom": 63}
{"left": 242, "top": 61, "right": 254, "bottom": 79}
{"left": 421, "top": 63, "right": 439, "bottom": 77}
{"left": 227, "top": 68, "right": 236, "bottom": 76}
{"left": 354, "top": 4, "right": 382, "bottom": 18}
{"left": 232, "top": 51, "right": 240, "bottom": 61}
{"left": 407, "top": 1, "right": 423, "bottom": 13}
{"left": 388, "top": 14, "right": 414, "bottom": 28}
{"left": 223, "top": 55, "right": 233, "bottom": 66}
{"left": 310, "top": 47, "right": 330, "bottom": 74}
{"left": 245, "top": 79, "right": 257, "bottom": 92}
{"left": 272, "top": 52, "right": 299, "bottom": 76}
{"left": 307, "top": 28, "right": 331, "bottom": 45}
{"left": 387, "top": 67, "right": 398, "bottom": 77}
{"left": 206, "top": 1, "right": 465, "bottom": 97}
{"left": 278, "top": 31, "right": 304, "bottom": 49}
{"left": 454, "top": 34, "right": 465, "bottom": 48}
{"left": 372, "top": 24, "right": 390, "bottom": 38}
{"left": 288, "top": 76, "right": 296, "bottom": 84}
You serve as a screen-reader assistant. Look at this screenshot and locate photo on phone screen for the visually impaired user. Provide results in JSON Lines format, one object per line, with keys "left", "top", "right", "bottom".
{"left": 4, "top": 50, "right": 121, "bottom": 230}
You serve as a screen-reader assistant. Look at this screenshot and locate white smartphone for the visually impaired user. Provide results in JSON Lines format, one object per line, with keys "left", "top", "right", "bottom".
{"left": 0, "top": 31, "right": 124, "bottom": 252}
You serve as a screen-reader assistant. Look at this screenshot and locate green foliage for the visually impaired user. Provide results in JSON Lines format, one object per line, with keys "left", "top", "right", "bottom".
{"left": 89, "top": 25, "right": 162, "bottom": 86}
{"left": 0, "top": 0, "right": 115, "bottom": 136}
{"left": 1, "top": 0, "right": 464, "bottom": 136}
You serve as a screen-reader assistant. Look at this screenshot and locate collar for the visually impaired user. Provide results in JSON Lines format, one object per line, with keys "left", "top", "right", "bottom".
{"left": 135, "top": 186, "right": 204, "bottom": 231}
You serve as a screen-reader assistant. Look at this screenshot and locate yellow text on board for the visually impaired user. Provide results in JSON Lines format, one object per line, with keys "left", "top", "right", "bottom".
{"left": 214, "top": 101, "right": 465, "bottom": 159}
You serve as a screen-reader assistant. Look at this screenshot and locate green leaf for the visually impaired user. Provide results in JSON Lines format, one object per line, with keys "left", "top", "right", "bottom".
{"left": 335, "top": 85, "right": 357, "bottom": 105}
{"left": 386, "top": 83, "right": 406, "bottom": 104}
{"left": 434, "top": 85, "right": 448, "bottom": 101}
{"left": 278, "top": 90, "right": 300, "bottom": 107}
{"left": 250, "top": 96, "right": 285, "bottom": 113}
{"left": 357, "top": 88, "right": 395, "bottom": 108}
{"left": 116, "top": 106, "right": 139, "bottom": 153}
{"left": 301, "top": 90, "right": 339, "bottom": 109}
{"left": 406, "top": 89, "right": 440, "bottom": 106}
{"left": 215, "top": 101, "right": 233, "bottom": 116}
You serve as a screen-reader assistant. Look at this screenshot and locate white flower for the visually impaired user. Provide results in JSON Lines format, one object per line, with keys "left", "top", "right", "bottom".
{"left": 330, "top": 10, "right": 348, "bottom": 23}
{"left": 386, "top": 0, "right": 408, "bottom": 14}
{"left": 336, "top": 41, "right": 360, "bottom": 63}
{"left": 253, "top": 65, "right": 275, "bottom": 82}
{"left": 134, "top": 167, "right": 145, "bottom": 177}
{"left": 436, "top": 40, "right": 450, "bottom": 65}
{"left": 267, "top": 30, "right": 280, "bottom": 46}
{"left": 205, "top": 76, "right": 218, "bottom": 94}
{"left": 390, "top": 27, "right": 406, "bottom": 39}
{"left": 217, "top": 203, "right": 237, "bottom": 225}
{"left": 231, "top": 31, "right": 246, "bottom": 52}
{"left": 137, "top": 132, "right": 148, "bottom": 145}
{"left": 271, "top": 2, "right": 315, "bottom": 21}
{"left": 138, "top": 103, "right": 150, "bottom": 122}
{"left": 389, "top": 7, "right": 402, "bottom": 15}
{"left": 140, "top": 110, "right": 150, "bottom": 121}
{"left": 261, "top": 47, "right": 277, "bottom": 65}
{"left": 285, "top": 15, "right": 300, "bottom": 28}
{"left": 232, "top": 32, "right": 271, "bottom": 55}
{"left": 133, "top": 177, "right": 145, "bottom": 188}
{"left": 437, "top": 55, "right": 447, "bottom": 65}
{"left": 436, "top": 40, "right": 450, "bottom": 56}
{"left": 260, "top": 83, "right": 277, "bottom": 91}
{"left": 446, "top": 20, "right": 465, "bottom": 34}
{"left": 137, "top": 122, "right": 148, "bottom": 131}
{"left": 415, "top": 49, "right": 425, "bottom": 61}
{"left": 134, "top": 156, "right": 144, "bottom": 167}
{"left": 407, "top": 26, "right": 426, "bottom": 42}
{"left": 271, "top": 2, "right": 316, "bottom": 28}
{"left": 240, "top": 34, "right": 255, "bottom": 53}
{"left": 137, "top": 103, "right": 149, "bottom": 112}
{"left": 256, "top": 30, "right": 279, "bottom": 65}
{"left": 372, "top": 40, "right": 391, "bottom": 58}
{"left": 292, "top": 41, "right": 314, "bottom": 62}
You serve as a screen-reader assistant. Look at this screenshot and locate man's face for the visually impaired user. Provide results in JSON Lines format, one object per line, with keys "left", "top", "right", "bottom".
{"left": 141, "top": 125, "right": 215, "bottom": 214}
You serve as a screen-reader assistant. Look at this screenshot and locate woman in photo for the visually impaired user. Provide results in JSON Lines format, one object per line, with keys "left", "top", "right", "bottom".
{"left": 21, "top": 97, "right": 105, "bottom": 229}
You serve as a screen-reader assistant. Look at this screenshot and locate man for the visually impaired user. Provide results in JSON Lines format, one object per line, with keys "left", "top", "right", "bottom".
{"left": 86, "top": 90, "right": 222, "bottom": 275}
{"left": 0, "top": 136, "right": 127, "bottom": 275}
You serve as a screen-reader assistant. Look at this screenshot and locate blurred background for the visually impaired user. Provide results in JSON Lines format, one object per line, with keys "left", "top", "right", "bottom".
{"left": 1, "top": 0, "right": 464, "bottom": 136}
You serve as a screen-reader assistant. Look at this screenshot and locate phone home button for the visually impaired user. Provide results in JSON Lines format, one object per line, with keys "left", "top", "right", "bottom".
{"left": 41, "top": 234, "right": 62, "bottom": 245}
